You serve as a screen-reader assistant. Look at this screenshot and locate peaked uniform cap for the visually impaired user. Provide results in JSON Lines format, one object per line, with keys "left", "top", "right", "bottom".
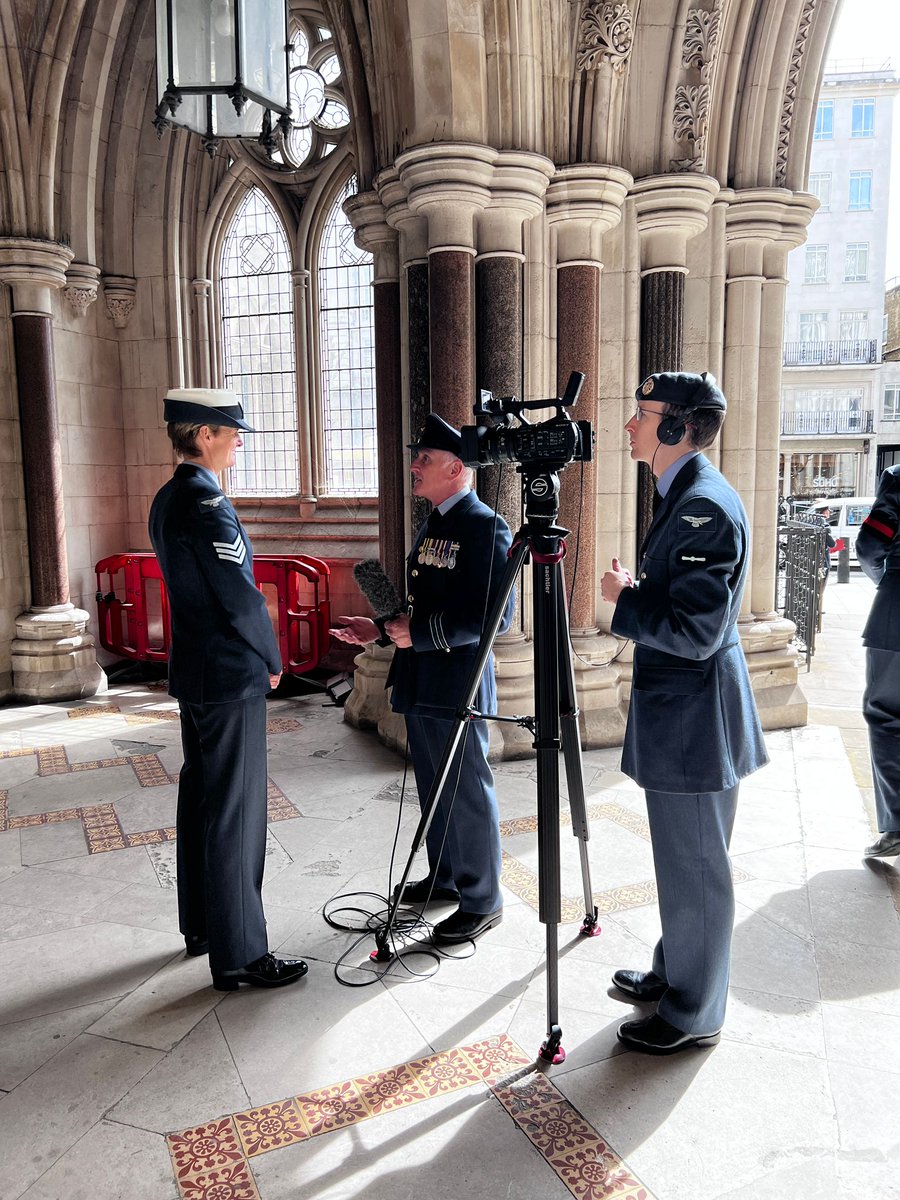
{"left": 635, "top": 371, "right": 727, "bottom": 412}
{"left": 408, "top": 412, "right": 463, "bottom": 457}
{"left": 163, "top": 388, "right": 255, "bottom": 431}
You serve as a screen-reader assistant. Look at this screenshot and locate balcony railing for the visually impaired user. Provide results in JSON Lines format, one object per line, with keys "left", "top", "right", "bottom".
{"left": 783, "top": 339, "right": 880, "bottom": 366}
{"left": 781, "top": 409, "right": 874, "bottom": 435}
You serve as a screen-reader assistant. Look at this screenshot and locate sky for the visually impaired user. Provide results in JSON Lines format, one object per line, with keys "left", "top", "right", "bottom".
{"left": 826, "top": 0, "right": 900, "bottom": 277}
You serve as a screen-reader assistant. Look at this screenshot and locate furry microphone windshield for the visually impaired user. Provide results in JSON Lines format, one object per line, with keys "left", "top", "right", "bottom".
{"left": 353, "top": 559, "right": 404, "bottom": 618}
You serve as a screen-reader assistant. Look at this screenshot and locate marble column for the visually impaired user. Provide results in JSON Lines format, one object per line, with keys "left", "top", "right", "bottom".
{"left": 0, "top": 237, "right": 105, "bottom": 701}
{"left": 631, "top": 176, "right": 720, "bottom": 551}
{"left": 475, "top": 152, "right": 554, "bottom": 758}
{"left": 545, "top": 165, "right": 631, "bottom": 746}
{"left": 723, "top": 188, "right": 818, "bottom": 729}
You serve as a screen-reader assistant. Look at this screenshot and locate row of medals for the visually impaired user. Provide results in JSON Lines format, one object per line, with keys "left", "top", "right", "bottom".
{"left": 417, "top": 537, "right": 460, "bottom": 569}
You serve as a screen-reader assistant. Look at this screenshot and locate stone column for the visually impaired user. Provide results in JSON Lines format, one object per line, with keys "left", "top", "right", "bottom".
{"left": 632, "top": 175, "right": 720, "bottom": 550}
{"left": 545, "top": 165, "right": 631, "bottom": 746}
{"left": 0, "top": 237, "right": 105, "bottom": 701}
{"left": 475, "top": 152, "right": 555, "bottom": 758}
{"left": 191, "top": 278, "right": 214, "bottom": 387}
{"left": 723, "top": 188, "right": 817, "bottom": 729}
{"left": 339, "top": 192, "right": 408, "bottom": 737}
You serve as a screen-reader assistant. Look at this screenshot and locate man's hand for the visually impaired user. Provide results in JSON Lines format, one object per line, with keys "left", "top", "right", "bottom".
{"left": 331, "top": 615, "right": 380, "bottom": 645}
{"left": 384, "top": 614, "right": 412, "bottom": 648}
{"left": 600, "top": 557, "right": 634, "bottom": 605}
{"left": 269, "top": 672, "right": 282, "bottom": 690}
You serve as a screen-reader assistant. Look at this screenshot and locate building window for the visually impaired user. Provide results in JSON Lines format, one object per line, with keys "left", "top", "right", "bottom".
{"left": 848, "top": 170, "right": 873, "bottom": 210}
{"left": 851, "top": 97, "right": 875, "bottom": 138}
{"left": 840, "top": 310, "right": 868, "bottom": 340}
{"left": 814, "top": 100, "right": 834, "bottom": 140}
{"left": 844, "top": 243, "right": 869, "bottom": 282}
{"left": 885, "top": 386, "right": 900, "bottom": 421}
{"left": 799, "top": 312, "right": 828, "bottom": 341}
{"left": 318, "top": 179, "right": 377, "bottom": 496}
{"left": 804, "top": 244, "right": 828, "bottom": 284}
{"left": 220, "top": 189, "right": 298, "bottom": 497}
{"left": 808, "top": 172, "right": 831, "bottom": 210}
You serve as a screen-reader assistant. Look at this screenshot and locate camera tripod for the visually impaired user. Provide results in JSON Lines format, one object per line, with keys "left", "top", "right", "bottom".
{"left": 371, "top": 462, "right": 600, "bottom": 1066}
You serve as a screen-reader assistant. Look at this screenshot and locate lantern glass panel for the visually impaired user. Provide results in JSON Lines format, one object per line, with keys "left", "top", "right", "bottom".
{"left": 237, "top": 0, "right": 288, "bottom": 111}
{"left": 170, "top": 0, "right": 238, "bottom": 88}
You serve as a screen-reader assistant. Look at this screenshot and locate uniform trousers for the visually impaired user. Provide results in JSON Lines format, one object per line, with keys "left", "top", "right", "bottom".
{"left": 405, "top": 713, "right": 502, "bottom": 914}
{"left": 646, "top": 785, "right": 739, "bottom": 1036}
{"left": 863, "top": 647, "right": 900, "bottom": 831}
{"left": 176, "top": 696, "right": 269, "bottom": 973}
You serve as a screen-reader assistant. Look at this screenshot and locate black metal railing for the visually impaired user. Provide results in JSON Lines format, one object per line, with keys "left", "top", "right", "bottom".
{"left": 783, "top": 339, "right": 879, "bottom": 366}
{"left": 781, "top": 409, "right": 874, "bottom": 435}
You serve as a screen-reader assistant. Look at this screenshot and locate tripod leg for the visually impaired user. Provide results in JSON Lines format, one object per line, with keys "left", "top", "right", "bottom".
{"left": 371, "top": 538, "right": 529, "bottom": 963}
{"left": 555, "top": 564, "right": 600, "bottom": 938}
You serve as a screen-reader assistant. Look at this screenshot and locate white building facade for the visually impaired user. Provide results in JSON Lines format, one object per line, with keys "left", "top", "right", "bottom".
{"left": 781, "top": 63, "right": 900, "bottom": 502}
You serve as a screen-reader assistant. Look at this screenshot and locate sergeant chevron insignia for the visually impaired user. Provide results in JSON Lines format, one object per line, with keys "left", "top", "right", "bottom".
{"left": 681, "top": 515, "right": 713, "bottom": 528}
{"left": 212, "top": 533, "right": 246, "bottom": 564}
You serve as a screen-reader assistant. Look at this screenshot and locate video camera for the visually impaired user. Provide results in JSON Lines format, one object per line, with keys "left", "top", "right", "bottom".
{"left": 460, "top": 372, "right": 593, "bottom": 469}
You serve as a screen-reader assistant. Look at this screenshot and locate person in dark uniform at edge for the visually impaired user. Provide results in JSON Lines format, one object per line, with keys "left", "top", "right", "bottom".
{"left": 332, "top": 413, "right": 513, "bottom": 946}
{"left": 149, "top": 388, "right": 308, "bottom": 992}
{"left": 856, "top": 463, "right": 900, "bottom": 859}
{"left": 600, "top": 371, "right": 768, "bottom": 1055}
{"left": 813, "top": 503, "right": 837, "bottom": 632}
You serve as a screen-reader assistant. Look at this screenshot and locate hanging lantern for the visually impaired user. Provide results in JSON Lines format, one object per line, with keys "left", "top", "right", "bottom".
{"left": 153, "top": 0, "right": 292, "bottom": 157}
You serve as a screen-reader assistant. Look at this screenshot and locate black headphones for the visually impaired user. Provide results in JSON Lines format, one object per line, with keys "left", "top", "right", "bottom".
{"left": 656, "top": 415, "right": 688, "bottom": 446}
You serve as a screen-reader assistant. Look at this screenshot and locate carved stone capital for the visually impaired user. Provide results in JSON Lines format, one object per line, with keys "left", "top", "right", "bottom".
{"left": 63, "top": 262, "right": 101, "bottom": 317}
{"left": 102, "top": 275, "right": 137, "bottom": 329}
{"left": 576, "top": 2, "right": 634, "bottom": 73}
{"left": 546, "top": 164, "right": 633, "bottom": 262}
{"left": 343, "top": 190, "right": 399, "bottom": 279}
{"left": 631, "top": 174, "right": 720, "bottom": 270}
{"left": 397, "top": 143, "right": 496, "bottom": 249}
{"left": 0, "top": 237, "right": 74, "bottom": 312}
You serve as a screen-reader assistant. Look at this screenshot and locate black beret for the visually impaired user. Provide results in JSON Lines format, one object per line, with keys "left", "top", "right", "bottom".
{"left": 635, "top": 371, "right": 727, "bottom": 412}
{"left": 163, "top": 388, "right": 255, "bottom": 431}
{"left": 408, "top": 412, "right": 462, "bottom": 457}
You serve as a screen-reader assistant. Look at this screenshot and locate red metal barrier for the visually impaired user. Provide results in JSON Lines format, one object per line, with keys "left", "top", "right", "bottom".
{"left": 95, "top": 552, "right": 331, "bottom": 676}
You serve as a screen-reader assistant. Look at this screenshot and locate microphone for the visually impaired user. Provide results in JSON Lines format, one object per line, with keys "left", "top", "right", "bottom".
{"left": 353, "top": 559, "right": 404, "bottom": 619}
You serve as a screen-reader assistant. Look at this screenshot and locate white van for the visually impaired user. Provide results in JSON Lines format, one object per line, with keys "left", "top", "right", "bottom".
{"left": 809, "top": 496, "right": 874, "bottom": 564}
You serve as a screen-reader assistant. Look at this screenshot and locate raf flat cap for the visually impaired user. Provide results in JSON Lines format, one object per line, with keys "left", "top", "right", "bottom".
{"left": 635, "top": 371, "right": 727, "bottom": 412}
{"left": 408, "top": 412, "right": 462, "bottom": 457}
{"left": 163, "top": 388, "right": 255, "bottom": 431}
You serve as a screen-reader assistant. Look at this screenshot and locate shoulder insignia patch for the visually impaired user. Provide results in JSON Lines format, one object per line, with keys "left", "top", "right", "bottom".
{"left": 681, "top": 514, "right": 712, "bottom": 528}
{"left": 200, "top": 495, "right": 225, "bottom": 508}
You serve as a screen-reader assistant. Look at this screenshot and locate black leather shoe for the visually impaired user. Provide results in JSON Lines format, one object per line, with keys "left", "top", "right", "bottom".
{"left": 393, "top": 878, "right": 460, "bottom": 905}
{"left": 864, "top": 831, "right": 900, "bottom": 858}
{"left": 185, "top": 936, "right": 209, "bottom": 957}
{"left": 617, "top": 1013, "right": 721, "bottom": 1055}
{"left": 612, "top": 969, "right": 667, "bottom": 1002}
{"left": 433, "top": 906, "right": 503, "bottom": 944}
{"left": 212, "top": 952, "right": 309, "bottom": 992}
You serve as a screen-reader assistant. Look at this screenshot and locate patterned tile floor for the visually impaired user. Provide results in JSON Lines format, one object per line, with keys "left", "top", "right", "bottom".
{"left": 1, "top": 575, "right": 899, "bottom": 1200}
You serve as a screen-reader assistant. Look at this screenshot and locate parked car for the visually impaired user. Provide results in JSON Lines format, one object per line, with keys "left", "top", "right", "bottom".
{"left": 809, "top": 496, "right": 874, "bottom": 565}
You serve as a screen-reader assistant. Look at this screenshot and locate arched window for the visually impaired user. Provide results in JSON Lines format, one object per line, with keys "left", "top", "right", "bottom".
{"left": 318, "top": 179, "right": 376, "bottom": 496}
{"left": 220, "top": 188, "right": 298, "bottom": 496}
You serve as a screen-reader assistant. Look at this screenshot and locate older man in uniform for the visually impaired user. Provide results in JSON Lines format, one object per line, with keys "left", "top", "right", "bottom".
{"left": 149, "top": 388, "right": 307, "bottom": 991}
{"left": 333, "top": 414, "right": 513, "bottom": 945}
{"left": 601, "top": 371, "right": 768, "bottom": 1054}
{"left": 856, "top": 463, "right": 900, "bottom": 858}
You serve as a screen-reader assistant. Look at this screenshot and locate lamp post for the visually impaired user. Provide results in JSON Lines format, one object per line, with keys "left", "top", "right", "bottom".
{"left": 153, "top": 0, "right": 291, "bottom": 157}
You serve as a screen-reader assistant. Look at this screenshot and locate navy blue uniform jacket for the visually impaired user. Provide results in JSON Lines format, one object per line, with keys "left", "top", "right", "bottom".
{"left": 857, "top": 463, "right": 900, "bottom": 650}
{"left": 388, "top": 490, "right": 513, "bottom": 716}
{"left": 148, "top": 462, "right": 281, "bottom": 703}
{"left": 611, "top": 454, "right": 768, "bottom": 794}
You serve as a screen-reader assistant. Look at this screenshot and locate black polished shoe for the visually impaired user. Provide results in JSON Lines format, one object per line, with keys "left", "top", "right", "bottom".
{"left": 433, "top": 906, "right": 503, "bottom": 944}
{"left": 612, "top": 969, "right": 667, "bottom": 1002}
{"left": 185, "top": 936, "right": 209, "bottom": 957}
{"left": 393, "top": 877, "right": 460, "bottom": 905}
{"left": 212, "top": 952, "right": 309, "bottom": 992}
{"left": 864, "top": 831, "right": 900, "bottom": 858}
{"left": 617, "top": 1013, "right": 721, "bottom": 1055}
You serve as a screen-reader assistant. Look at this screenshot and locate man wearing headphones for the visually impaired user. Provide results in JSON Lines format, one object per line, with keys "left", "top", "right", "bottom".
{"left": 600, "top": 371, "right": 768, "bottom": 1054}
